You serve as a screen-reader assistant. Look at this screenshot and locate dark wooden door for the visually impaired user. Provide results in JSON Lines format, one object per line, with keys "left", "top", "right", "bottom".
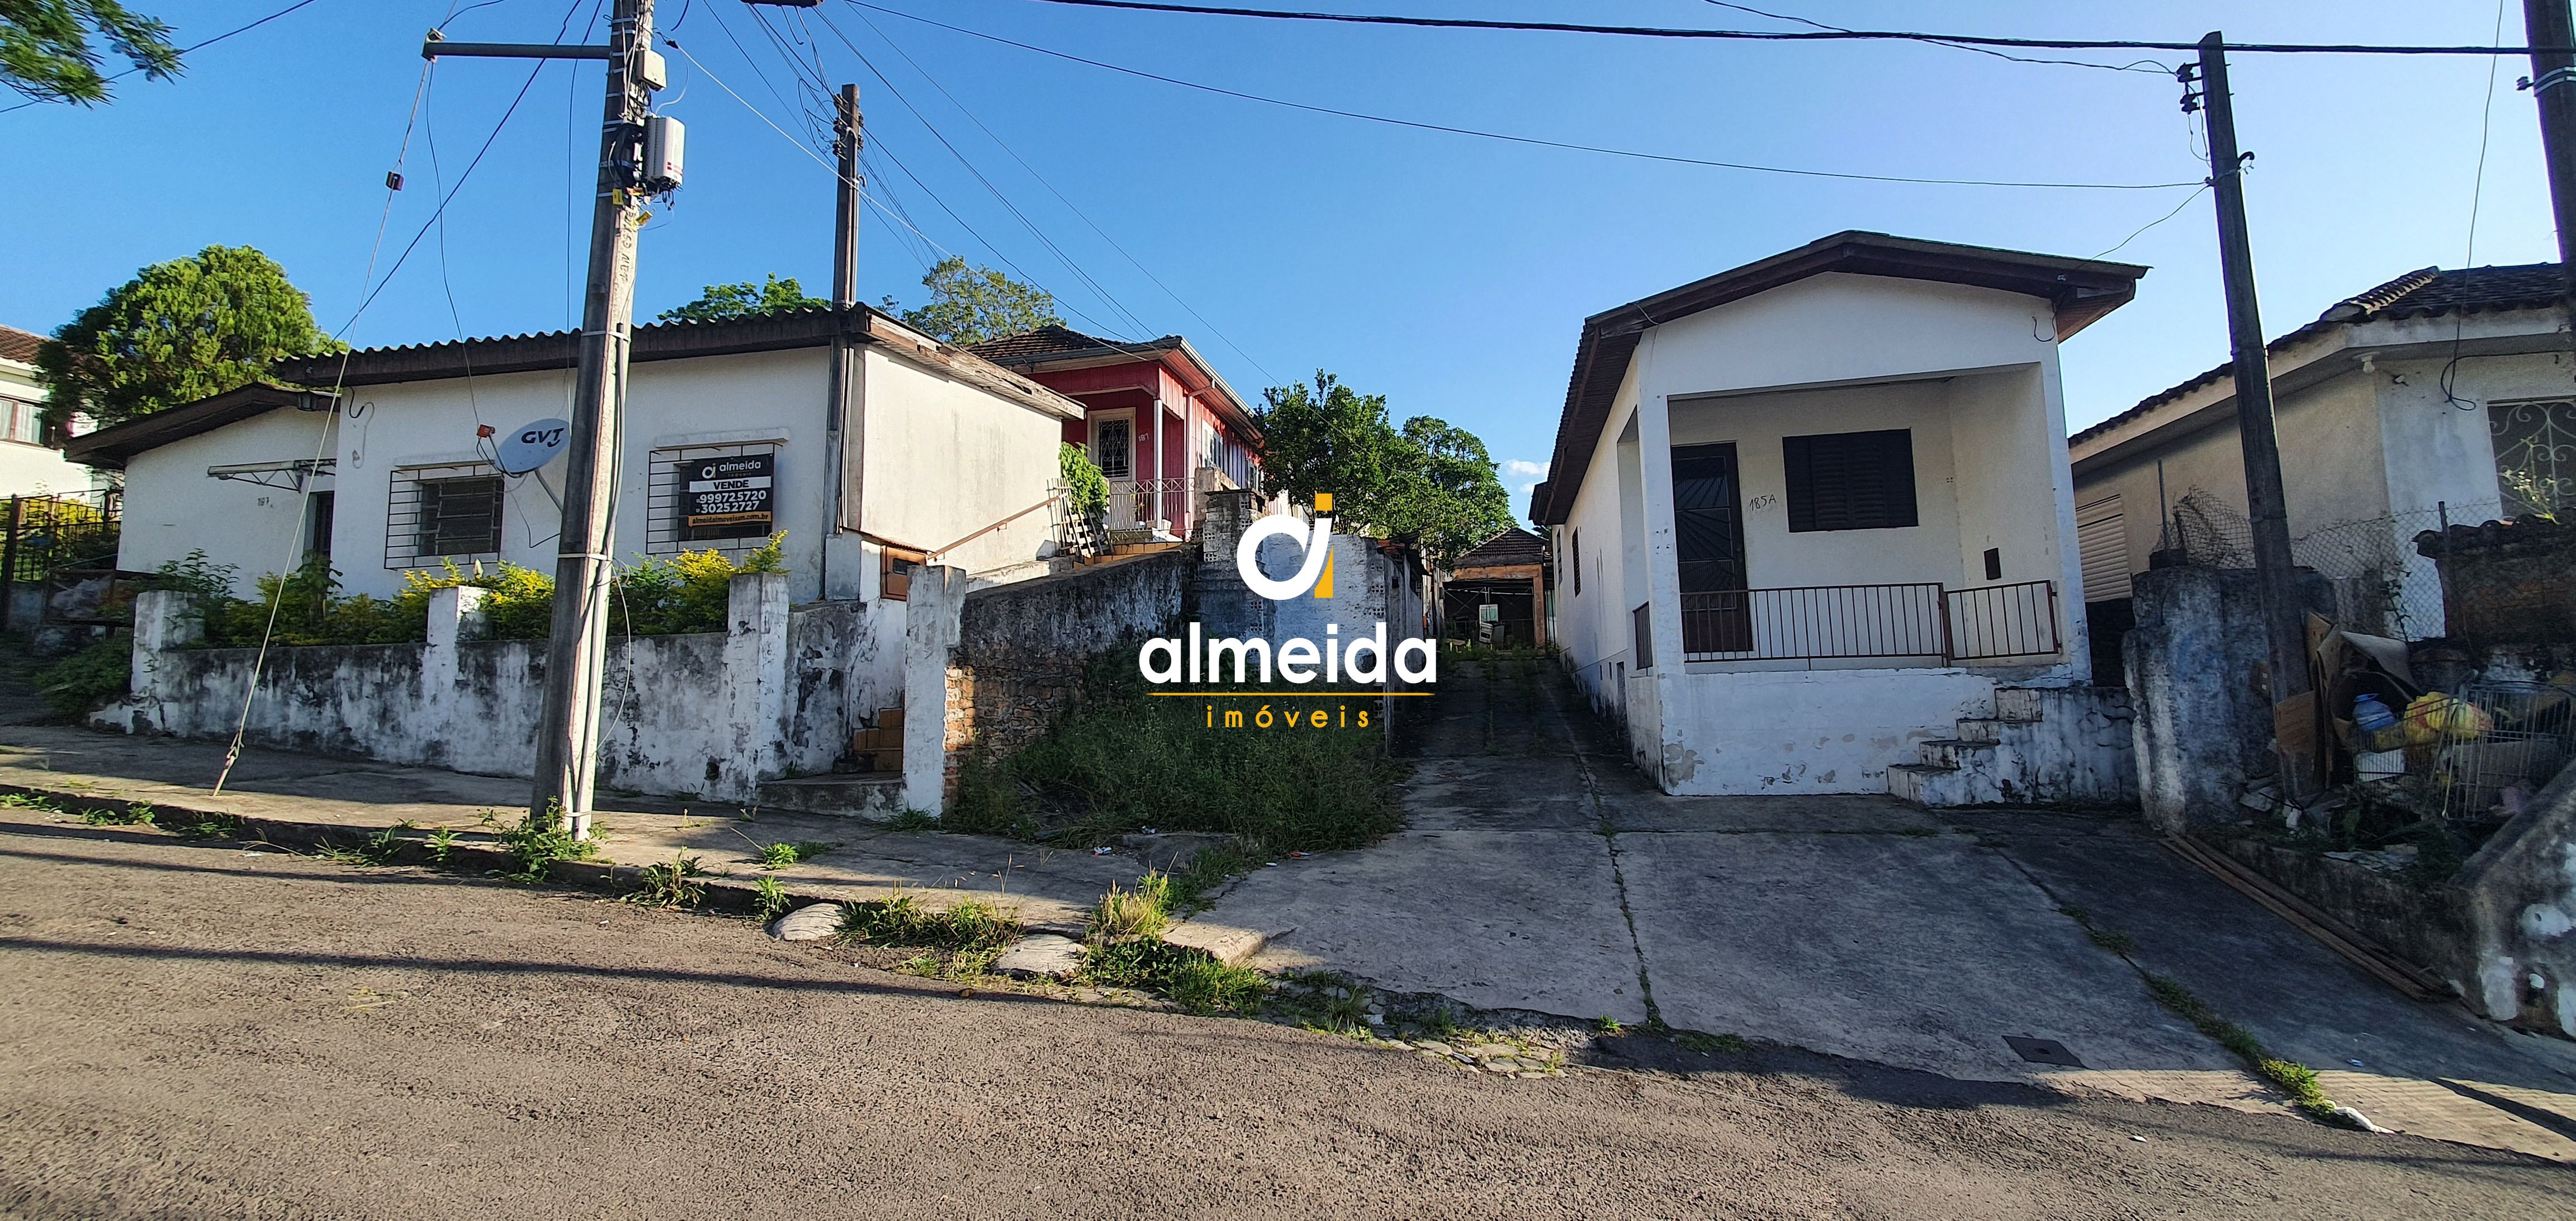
{"left": 1671, "top": 442, "right": 1753, "bottom": 654}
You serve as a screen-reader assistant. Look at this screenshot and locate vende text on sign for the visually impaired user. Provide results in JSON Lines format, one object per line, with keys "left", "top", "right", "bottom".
{"left": 684, "top": 453, "right": 775, "bottom": 527}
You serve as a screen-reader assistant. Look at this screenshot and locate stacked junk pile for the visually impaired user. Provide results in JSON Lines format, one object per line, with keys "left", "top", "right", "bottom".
{"left": 2124, "top": 500, "right": 2576, "bottom": 1036}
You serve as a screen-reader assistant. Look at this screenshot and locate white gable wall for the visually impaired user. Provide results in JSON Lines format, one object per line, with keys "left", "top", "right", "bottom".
{"left": 119, "top": 405, "right": 338, "bottom": 594}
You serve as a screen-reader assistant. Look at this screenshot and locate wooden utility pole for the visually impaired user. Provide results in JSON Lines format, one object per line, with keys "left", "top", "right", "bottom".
{"left": 2191, "top": 32, "right": 2315, "bottom": 788}
{"left": 2530, "top": 0, "right": 2576, "bottom": 295}
{"left": 529, "top": 0, "right": 657, "bottom": 837}
{"left": 828, "top": 83, "right": 864, "bottom": 538}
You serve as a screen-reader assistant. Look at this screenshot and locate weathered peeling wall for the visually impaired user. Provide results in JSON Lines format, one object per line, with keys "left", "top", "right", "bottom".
{"left": 2458, "top": 763, "right": 2576, "bottom": 1036}
{"left": 102, "top": 574, "right": 897, "bottom": 803}
{"left": 901, "top": 550, "right": 1191, "bottom": 810}
{"left": 1656, "top": 665, "right": 1995, "bottom": 794}
{"left": 2124, "top": 566, "right": 2334, "bottom": 832}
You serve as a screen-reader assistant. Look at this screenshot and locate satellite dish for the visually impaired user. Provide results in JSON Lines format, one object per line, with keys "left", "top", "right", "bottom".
{"left": 495, "top": 418, "right": 571, "bottom": 475}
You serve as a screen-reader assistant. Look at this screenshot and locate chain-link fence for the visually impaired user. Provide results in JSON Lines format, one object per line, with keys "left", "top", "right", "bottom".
{"left": 2152, "top": 488, "right": 2505, "bottom": 642}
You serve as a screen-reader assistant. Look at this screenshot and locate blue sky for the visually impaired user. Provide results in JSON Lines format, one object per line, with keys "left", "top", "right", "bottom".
{"left": 2, "top": 1, "right": 2551, "bottom": 520}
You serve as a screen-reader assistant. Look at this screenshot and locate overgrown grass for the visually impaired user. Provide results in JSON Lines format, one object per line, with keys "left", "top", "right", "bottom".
{"left": 834, "top": 893, "right": 1021, "bottom": 953}
{"left": 1078, "top": 939, "right": 1271, "bottom": 1015}
{"left": 948, "top": 650, "right": 1404, "bottom": 854}
{"left": 1090, "top": 872, "right": 1175, "bottom": 942}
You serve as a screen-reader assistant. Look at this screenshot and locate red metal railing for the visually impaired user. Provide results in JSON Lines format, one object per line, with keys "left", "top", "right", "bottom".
{"left": 1674, "top": 579, "right": 2059, "bottom": 664}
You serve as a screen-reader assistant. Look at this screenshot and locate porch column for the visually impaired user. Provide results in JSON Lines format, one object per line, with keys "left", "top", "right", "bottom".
{"left": 1635, "top": 387, "right": 1691, "bottom": 783}
{"left": 1149, "top": 396, "right": 1167, "bottom": 534}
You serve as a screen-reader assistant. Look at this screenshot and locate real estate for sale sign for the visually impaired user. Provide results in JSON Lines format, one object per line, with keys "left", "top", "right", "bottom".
{"left": 683, "top": 454, "right": 775, "bottom": 528}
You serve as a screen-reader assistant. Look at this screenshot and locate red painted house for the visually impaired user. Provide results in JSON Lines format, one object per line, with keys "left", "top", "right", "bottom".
{"left": 969, "top": 326, "right": 1261, "bottom": 540}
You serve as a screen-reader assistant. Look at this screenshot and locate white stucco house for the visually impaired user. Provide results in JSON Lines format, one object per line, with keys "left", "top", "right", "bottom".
{"left": 66, "top": 306, "right": 1081, "bottom": 606}
{"left": 0, "top": 324, "right": 105, "bottom": 498}
{"left": 1531, "top": 231, "right": 2146, "bottom": 799}
{"left": 2070, "top": 262, "right": 2573, "bottom": 644}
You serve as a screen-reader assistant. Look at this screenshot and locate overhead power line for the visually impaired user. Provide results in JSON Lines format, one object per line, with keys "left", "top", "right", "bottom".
{"left": 855, "top": 2, "right": 2196, "bottom": 191}
{"left": 1009, "top": 0, "right": 2576, "bottom": 56}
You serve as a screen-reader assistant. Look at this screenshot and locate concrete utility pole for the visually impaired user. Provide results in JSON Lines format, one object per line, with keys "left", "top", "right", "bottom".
{"left": 529, "top": 0, "right": 657, "bottom": 837}
{"left": 828, "top": 83, "right": 864, "bottom": 537}
{"left": 2529, "top": 0, "right": 2576, "bottom": 295}
{"left": 2190, "top": 32, "right": 2314, "bottom": 789}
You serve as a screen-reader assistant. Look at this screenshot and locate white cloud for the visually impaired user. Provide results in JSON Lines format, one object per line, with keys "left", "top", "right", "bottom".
{"left": 1503, "top": 458, "right": 1549, "bottom": 478}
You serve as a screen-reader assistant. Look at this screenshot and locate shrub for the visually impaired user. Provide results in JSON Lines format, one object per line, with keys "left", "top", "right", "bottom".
{"left": 139, "top": 534, "right": 791, "bottom": 649}
{"left": 34, "top": 636, "right": 132, "bottom": 716}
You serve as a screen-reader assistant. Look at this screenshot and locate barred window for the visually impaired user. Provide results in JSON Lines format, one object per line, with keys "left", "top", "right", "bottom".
{"left": 647, "top": 440, "right": 782, "bottom": 555}
{"left": 386, "top": 464, "right": 504, "bottom": 569}
{"left": 2492, "top": 399, "right": 2576, "bottom": 518}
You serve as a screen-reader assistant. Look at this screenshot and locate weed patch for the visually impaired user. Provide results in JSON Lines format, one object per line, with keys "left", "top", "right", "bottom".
{"left": 78, "top": 804, "right": 154, "bottom": 827}
{"left": 0, "top": 792, "right": 62, "bottom": 812}
{"left": 629, "top": 853, "right": 708, "bottom": 908}
{"left": 1673, "top": 1030, "right": 1750, "bottom": 1056}
{"left": 751, "top": 877, "right": 793, "bottom": 922}
{"left": 884, "top": 808, "right": 940, "bottom": 832}
{"left": 834, "top": 893, "right": 1020, "bottom": 953}
{"left": 496, "top": 807, "right": 599, "bottom": 884}
{"left": 949, "top": 651, "right": 1404, "bottom": 855}
{"left": 2144, "top": 974, "right": 2348, "bottom": 1123}
{"left": 1079, "top": 939, "right": 1271, "bottom": 1016}
{"left": 1089, "top": 873, "right": 1174, "bottom": 942}
{"left": 757, "top": 840, "right": 831, "bottom": 870}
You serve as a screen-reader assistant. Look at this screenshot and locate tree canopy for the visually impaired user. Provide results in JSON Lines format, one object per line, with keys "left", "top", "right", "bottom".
{"left": 882, "top": 256, "right": 1059, "bottom": 345}
{"left": 657, "top": 274, "right": 828, "bottom": 324}
{"left": 38, "top": 245, "right": 337, "bottom": 432}
{"left": 1, "top": 0, "right": 180, "bottom": 105}
{"left": 1253, "top": 371, "right": 1513, "bottom": 566}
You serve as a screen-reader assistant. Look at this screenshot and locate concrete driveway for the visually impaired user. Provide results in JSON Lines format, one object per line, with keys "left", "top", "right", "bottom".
{"left": 1190, "top": 653, "right": 2576, "bottom": 1160}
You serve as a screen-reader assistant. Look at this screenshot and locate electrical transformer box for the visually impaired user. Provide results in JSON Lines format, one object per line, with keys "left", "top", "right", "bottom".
{"left": 642, "top": 115, "right": 684, "bottom": 192}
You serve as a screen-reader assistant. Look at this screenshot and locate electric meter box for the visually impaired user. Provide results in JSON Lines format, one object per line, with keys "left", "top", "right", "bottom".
{"left": 643, "top": 115, "right": 684, "bottom": 192}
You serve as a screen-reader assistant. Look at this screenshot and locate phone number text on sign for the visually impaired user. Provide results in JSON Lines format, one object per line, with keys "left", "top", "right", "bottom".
{"left": 683, "top": 453, "right": 775, "bottom": 527}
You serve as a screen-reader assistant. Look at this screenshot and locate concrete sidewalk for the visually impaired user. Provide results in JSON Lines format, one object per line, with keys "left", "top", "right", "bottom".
{"left": 0, "top": 725, "right": 1141, "bottom": 934}
{"left": 1187, "top": 654, "right": 2576, "bottom": 1162}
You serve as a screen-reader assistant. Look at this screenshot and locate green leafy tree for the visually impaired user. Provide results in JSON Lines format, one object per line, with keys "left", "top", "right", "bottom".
{"left": 658, "top": 273, "right": 828, "bottom": 324}
{"left": 38, "top": 245, "right": 336, "bottom": 432}
{"left": 1379, "top": 415, "right": 1514, "bottom": 566}
{"left": 883, "top": 255, "right": 1059, "bottom": 345}
{"left": 1253, "top": 371, "right": 1396, "bottom": 515}
{"left": 1253, "top": 372, "right": 1512, "bottom": 566}
{"left": 1, "top": 0, "right": 179, "bottom": 105}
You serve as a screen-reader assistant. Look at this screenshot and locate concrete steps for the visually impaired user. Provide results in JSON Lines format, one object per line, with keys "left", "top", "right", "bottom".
{"left": 1887, "top": 685, "right": 2139, "bottom": 807}
{"left": 756, "top": 774, "right": 906, "bottom": 819}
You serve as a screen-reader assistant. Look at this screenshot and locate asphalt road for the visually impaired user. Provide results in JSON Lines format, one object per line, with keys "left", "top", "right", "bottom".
{"left": 2, "top": 822, "right": 2569, "bottom": 1220}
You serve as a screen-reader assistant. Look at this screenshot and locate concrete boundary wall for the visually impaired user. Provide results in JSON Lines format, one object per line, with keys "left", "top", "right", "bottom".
{"left": 903, "top": 550, "right": 1192, "bottom": 812}
{"left": 103, "top": 573, "right": 901, "bottom": 803}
